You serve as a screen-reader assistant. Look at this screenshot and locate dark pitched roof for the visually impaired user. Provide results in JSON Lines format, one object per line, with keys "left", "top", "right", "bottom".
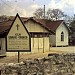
{"left": 46, "top": 20, "right": 63, "bottom": 32}
{"left": 0, "top": 17, "right": 29, "bottom": 38}
{"left": 0, "top": 21, "right": 12, "bottom": 33}
{"left": 0, "top": 16, "right": 65, "bottom": 36}
{"left": 34, "top": 19, "right": 63, "bottom": 32}
{"left": 24, "top": 18, "right": 54, "bottom": 33}
{"left": 0, "top": 17, "right": 29, "bottom": 33}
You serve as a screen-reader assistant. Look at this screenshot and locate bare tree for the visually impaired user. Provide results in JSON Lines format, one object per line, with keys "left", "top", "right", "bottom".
{"left": 33, "top": 8, "right": 65, "bottom": 20}
{"left": 70, "top": 14, "right": 75, "bottom": 28}
{"left": 47, "top": 9, "right": 65, "bottom": 20}
{"left": 0, "top": 15, "right": 9, "bottom": 22}
{"left": 33, "top": 8, "right": 44, "bottom": 19}
{"left": 46, "top": 9, "right": 53, "bottom": 19}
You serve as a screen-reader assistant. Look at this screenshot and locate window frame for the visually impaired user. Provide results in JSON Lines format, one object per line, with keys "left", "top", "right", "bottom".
{"left": 61, "top": 32, "right": 64, "bottom": 41}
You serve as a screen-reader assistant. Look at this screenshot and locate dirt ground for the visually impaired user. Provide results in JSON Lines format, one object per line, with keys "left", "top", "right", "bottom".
{"left": 0, "top": 46, "right": 75, "bottom": 63}
{"left": 0, "top": 50, "right": 64, "bottom": 63}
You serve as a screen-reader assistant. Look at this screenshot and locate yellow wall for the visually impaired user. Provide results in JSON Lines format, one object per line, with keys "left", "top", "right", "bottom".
{"left": 24, "top": 20, "right": 50, "bottom": 53}
{"left": 25, "top": 20, "right": 48, "bottom": 32}
{"left": 31, "top": 37, "right": 50, "bottom": 53}
{"left": 56, "top": 23, "right": 68, "bottom": 46}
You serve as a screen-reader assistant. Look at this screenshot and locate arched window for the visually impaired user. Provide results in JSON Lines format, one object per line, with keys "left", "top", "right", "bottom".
{"left": 61, "top": 32, "right": 64, "bottom": 41}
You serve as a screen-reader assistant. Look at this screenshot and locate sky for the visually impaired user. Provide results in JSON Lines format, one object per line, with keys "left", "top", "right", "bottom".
{"left": 0, "top": 0, "right": 75, "bottom": 17}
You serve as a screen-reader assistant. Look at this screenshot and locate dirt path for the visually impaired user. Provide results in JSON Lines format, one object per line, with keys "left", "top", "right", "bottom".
{"left": 0, "top": 46, "right": 75, "bottom": 63}
{"left": 0, "top": 50, "right": 63, "bottom": 63}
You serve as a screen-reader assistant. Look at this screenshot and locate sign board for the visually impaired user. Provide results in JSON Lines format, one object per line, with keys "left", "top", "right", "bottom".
{"left": 6, "top": 13, "right": 31, "bottom": 52}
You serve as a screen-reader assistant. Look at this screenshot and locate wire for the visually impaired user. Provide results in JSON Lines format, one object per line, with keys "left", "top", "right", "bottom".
{"left": 0, "top": 0, "right": 23, "bottom": 16}
{"left": 1, "top": 0, "right": 13, "bottom": 9}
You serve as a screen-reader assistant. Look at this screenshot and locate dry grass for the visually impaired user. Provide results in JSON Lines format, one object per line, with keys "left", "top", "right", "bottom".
{"left": 0, "top": 50, "right": 65, "bottom": 63}
{"left": 0, "top": 46, "right": 75, "bottom": 63}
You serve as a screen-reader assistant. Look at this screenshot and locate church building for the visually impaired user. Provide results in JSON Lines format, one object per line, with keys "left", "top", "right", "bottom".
{"left": 0, "top": 14, "right": 69, "bottom": 56}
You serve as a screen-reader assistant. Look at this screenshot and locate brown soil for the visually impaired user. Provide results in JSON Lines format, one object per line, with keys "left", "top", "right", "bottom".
{"left": 0, "top": 50, "right": 66, "bottom": 63}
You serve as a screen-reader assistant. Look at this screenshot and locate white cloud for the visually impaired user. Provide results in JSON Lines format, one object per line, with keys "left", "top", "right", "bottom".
{"left": 0, "top": 0, "right": 75, "bottom": 17}
{"left": 48, "top": 0, "right": 75, "bottom": 16}
{"left": 27, "top": 4, "right": 40, "bottom": 16}
{"left": 0, "top": 0, "right": 40, "bottom": 17}
{"left": 31, "top": 4, "right": 39, "bottom": 10}
{"left": 15, "top": 6, "right": 27, "bottom": 17}
{"left": 0, "top": 0, "right": 28, "bottom": 16}
{"left": 48, "top": 0, "right": 68, "bottom": 9}
{"left": 48, "top": 0, "right": 63, "bottom": 9}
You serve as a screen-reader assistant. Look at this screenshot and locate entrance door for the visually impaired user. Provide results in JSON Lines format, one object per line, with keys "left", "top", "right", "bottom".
{"left": 39, "top": 38, "right": 43, "bottom": 49}
{"left": 34, "top": 38, "right": 38, "bottom": 48}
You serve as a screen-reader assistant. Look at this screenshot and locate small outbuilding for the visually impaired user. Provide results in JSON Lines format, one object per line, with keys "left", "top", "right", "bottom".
{"left": 48, "top": 20, "right": 69, "bottom": 46}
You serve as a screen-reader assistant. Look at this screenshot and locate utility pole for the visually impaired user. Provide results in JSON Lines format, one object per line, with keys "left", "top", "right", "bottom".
{"left": 43, "top": 5, "right": 45, "bottom": 53}
{"left": 44, "top": 5, "right": 45, "bottom": 19}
